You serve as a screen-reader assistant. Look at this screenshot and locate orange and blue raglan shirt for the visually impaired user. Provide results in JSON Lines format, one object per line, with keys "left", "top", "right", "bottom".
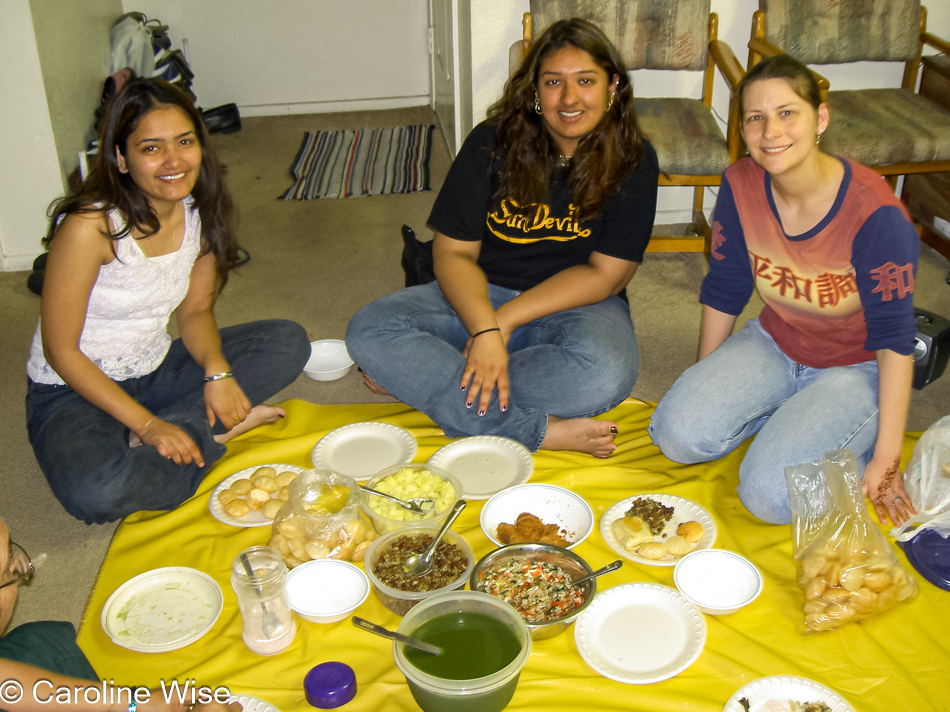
{"left": 701, "top": 157, "right": 918, "bottom": 369}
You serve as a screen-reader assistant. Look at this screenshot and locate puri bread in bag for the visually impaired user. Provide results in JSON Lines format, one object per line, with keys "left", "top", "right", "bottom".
{"left": 785, "top": 449, "right": 918, "bottom": 633}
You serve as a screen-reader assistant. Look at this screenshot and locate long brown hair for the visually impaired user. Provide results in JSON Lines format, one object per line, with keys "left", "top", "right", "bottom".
{"left": 45, "top": 78, "right": 239, "bottom": 289}
{"left": 487, "top": 18, "right": 645, "bottom": 221}
{"left": 738, "top": 54, "right": 822, "bottom": 114}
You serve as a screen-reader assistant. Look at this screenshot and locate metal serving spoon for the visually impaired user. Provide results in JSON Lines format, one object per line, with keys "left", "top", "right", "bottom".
{"left": 403, "top": 500, "right": 467, "bottom": 577}
{"left": 571, "top": 559, "right": 623, "bottom": 588}
{"left": 352, "top": 616, "right": 441, "bottom": 655}
{"left": 359, "top": 484, "right": 435, "bottom": 513}
{"left": 239, "top": 553, "right": 284, "bottom": 640}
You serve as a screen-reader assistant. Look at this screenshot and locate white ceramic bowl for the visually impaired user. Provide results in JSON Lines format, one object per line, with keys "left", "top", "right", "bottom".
{"left": 304, "top": 339, "right": 354, "bottom": 381}
{"left": 673, "top": 549, "right": 763, "bottom": 615}
{"left": 285, "top": 559, "right": 370, "bottom": 623}
{"left": 479, "top": 484, "right": 594, "bottom": 550}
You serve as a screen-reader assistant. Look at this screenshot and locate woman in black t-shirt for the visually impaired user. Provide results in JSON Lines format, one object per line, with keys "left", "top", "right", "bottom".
{"left": 347, "top": 19, "right": 657, "bottom": 456}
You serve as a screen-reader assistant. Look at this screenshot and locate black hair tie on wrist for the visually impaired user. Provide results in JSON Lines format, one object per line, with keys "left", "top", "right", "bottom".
{"left": 471, "top": 327, "right": 501, "bottom": 339}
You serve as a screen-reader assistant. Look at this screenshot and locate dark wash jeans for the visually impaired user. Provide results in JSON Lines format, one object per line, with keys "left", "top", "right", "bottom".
{"left": 26, "top": 320, "right": 310, "bottom": 524}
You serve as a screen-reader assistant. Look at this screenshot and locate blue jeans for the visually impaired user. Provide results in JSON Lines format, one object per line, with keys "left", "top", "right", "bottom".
{"left": 346, "top": 282, "right": 639, "bottom": 450}
{"left": 649, "top": 318, "right": 879, "bottom": 525}
{"left": 26, "top": 320, "right": 310, "bottom": 524}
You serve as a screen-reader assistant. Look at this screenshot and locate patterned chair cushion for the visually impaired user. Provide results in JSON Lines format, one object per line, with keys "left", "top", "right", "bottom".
{"left": 634, "top": 97, "right": 729, "bottom": 176}
{"left": 760, "top": 0, "right": 920, "bottom": 64}
{"left": 530, "top": 0, "right": 710, "bottom": 71}
{"left": 824, "top": 89, "right": 950, "bottom": 166}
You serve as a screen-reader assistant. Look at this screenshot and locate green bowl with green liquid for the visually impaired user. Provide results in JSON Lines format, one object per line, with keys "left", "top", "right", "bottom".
{"left": 394, "top": 590, "right": 532, "bottom": 712}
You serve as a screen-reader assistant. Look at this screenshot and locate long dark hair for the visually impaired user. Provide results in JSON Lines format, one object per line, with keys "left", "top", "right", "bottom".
{"left": 487, "top": 18, "right": 645, "bottom": 221}
{"left": 45, "top": 78, "right": 238, "bottom": 288}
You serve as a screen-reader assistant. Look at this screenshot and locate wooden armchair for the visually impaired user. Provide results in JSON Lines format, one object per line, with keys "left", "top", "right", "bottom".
{"left": 748, "top": 0, "right": 950, "bottom": 191}
{"left": 518, "top": 0, "right": 746, "bottom": 254}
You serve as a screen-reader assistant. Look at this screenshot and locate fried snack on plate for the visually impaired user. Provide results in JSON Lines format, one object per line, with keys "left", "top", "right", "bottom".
{"left": 638, "top": 541, "right": 666, "bottom": 560}
{"left": 676, "top": 520, "right": 703, "bottom": 543}
{"left": 611, "top": 516, "right": 653, "bottom": 551}
{"left": 230, "top": 478, "right": 252, "bottom": 495}
{"left": 224, "top": 499, "right": 250, "bottom": 517}
{"left": 664, "top": 535, "right": 692, "bottom": 557}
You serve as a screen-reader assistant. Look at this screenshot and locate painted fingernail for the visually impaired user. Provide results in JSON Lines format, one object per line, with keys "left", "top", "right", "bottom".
{"left": 478, "top": 409, "right": 485, "bottom": 416}
{"left": 466, "top": 401, "right": 473, "bottom": 408}
{"left": 460, "top": 385, "right": 467, "bottom": 391}
{"left": 501, "top": 405, "right": 507, "bottom": 412}
{"left": 610, "top": 426, "right": 618, "bottom": 434}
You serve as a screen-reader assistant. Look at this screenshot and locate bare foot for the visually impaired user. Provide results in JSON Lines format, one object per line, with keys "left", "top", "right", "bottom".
{"left": 215, "top": 404, "right": 286, "bottom": 444}
{"left": 358, "top": 367, "right": 393, "bottom": 397}
{"left": 540, "top": 416, "right": 619, "bottom": 458}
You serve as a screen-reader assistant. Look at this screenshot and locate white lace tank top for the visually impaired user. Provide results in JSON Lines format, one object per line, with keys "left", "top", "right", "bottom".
{"left": 27, "top": 198, "right": 202, "bottom": 385}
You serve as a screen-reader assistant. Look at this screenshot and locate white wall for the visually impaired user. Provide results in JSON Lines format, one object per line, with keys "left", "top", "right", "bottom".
{"left": 468, "top": 0, "right": 950, "bottom": 224}
{"left": 0, "top": 1, "right": 65, "bottom": 271}
{"left": 124, "top": 0, "right": 431, "bottom": 116}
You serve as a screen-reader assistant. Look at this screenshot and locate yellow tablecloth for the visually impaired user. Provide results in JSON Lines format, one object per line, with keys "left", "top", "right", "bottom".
{"left": 77, "top": 399, "right": 950, "bottom": 711}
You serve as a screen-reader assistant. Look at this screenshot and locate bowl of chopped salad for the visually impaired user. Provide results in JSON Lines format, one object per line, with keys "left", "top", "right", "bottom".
{"left": 470, "top": 543, "right": 597, "bottom": 639}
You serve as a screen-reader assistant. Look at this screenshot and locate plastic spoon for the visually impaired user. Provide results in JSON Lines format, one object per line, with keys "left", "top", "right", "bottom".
{"left": 239, "top": 552, "right": 284, "bottom": 640}
{"left": 359, "top": 484, "right": 435, "bottom": 513}
{"left": 571, "top": 559, "right": 623, "bottom": 588}
{"left": 403, "top": 500, "right": 467, "bottom": 576}
{"left": 352, "top": 617, "right": 441, "bottom": 655}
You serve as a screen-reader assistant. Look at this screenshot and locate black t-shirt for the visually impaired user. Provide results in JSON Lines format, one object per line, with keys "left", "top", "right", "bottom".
{"left": 427, "top": 122, "right": 658, "bottom": 293}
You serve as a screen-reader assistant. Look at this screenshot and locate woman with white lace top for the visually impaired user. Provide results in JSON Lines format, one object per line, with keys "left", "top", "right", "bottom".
{"left": 25, "top": 79, "right": 310, "bottom": 524}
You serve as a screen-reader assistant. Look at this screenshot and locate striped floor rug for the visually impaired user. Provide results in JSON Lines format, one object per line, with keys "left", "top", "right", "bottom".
{"left": 280, "top": 124, "right": 434, "bottom": 200}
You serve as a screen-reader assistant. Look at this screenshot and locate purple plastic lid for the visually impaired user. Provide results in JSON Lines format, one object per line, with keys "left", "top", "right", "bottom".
{"left": 304, "top": 662, "right": 357, "bottom": 708}
{"left": 901, "top": 528, "right": 950, "bottom": 592}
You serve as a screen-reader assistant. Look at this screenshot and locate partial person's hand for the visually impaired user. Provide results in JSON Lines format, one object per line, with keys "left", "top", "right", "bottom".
{"left": 138, "top": 418, "right": 205, "bottom": 467}
{"left": 460, "top": 330, "right": 510, "bottom": 415}
{"left": 193, "top": 702, "right": 243, "bottom": 712}
{"left": 205, "top": 377, "right": 252, "bottom": 430}
{"left": 863, "top": 454, "right": 917, "bottom": 527}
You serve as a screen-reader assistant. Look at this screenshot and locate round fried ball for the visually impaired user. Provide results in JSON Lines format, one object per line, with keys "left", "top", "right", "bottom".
{"left": 262, "top": 498, "right": 283, "bottom": 520}
{"left": 224, "top": 499, "right": 250, "bottom": 517}
{"left": 251, "top": 474, "right": 278, "bottom": 493}
{"left": 217, "top": 489, "right": 237, "bottom": 506}
{"left": 676, "top": 520, "right": 704, "bottom": 543}
{"left": 664, "top": 535, "right": 692, "bottom": 557}
{"left": 230, "top": 478, "right": 252, "bottom": 495}
{"left": 276, "top": 471, "right": 298, "bottom": 487}
{"left": 247, "top": 488, "right": 271, "bottom": 511}
{"left": 638, "top": 541, "right": 666, "bottom": 560}
{"left": 250, "top": 467, "right": 277, "bottom": 483}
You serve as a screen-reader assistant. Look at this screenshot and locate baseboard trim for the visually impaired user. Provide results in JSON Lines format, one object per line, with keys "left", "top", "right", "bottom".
{"left": 1, "top": 253, "right": 40, "bottom": 272}
{"left": 238, "top": 95, "right": 432, "bottom": 117}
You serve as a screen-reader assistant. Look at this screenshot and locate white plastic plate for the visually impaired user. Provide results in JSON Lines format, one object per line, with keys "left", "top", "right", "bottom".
{"left": 600, "top": 493, "right": 717, "bottom": 566}
{"left": 427, "top": 435, "right": 533, "bottom": 499}
{"left": 479, "top": 483, "right": 594, "bottom": 549}
{"left": 229, "top": 695, "right": 280, "bottom": 712}
{"left": 574, "top": 582, "right": 706, "bottom": 684}
{"left": 311, "top": 422, "right": 416, "bottom": 481}
{"left": 209, "top": 464, "right": 309, "bottom": 527}
{"left": 722, "top": 675, "right": 855, "bottom": 712}
{"left": 101, "top": 567, "right": 223, "bottom": 653}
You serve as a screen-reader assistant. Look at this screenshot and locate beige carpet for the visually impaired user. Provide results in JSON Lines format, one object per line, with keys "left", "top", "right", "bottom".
{"left": 2, "top": 105, "right": 948, "bottom": 631}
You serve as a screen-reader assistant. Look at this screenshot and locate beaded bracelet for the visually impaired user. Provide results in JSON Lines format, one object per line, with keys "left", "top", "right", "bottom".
{"left": 204, "top": 371, "right": 234, "bottom": 382}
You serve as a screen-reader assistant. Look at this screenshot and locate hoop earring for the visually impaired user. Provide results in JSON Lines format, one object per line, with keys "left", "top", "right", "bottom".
{"left": 606, "top": 92, "right": 615, "bottom": 111}
{"left": 534, "top": 92, "right": 542, "bottom": 115}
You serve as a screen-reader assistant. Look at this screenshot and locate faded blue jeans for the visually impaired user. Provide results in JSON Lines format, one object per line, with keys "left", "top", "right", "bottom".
{"left": 26, "top": 320, "right": 310, "bottom": 524}
{"left": 346, "top": 282, "right": 639, "bottom": 450}
{"left": 649, "top": 318, "right": 879, "bottom": 524}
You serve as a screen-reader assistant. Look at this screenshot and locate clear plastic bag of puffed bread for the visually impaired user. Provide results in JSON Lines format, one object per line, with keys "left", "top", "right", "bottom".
{"left": 268, "top": 469, "right": 376, "bottom": 568}
{"left": 785, "top": 449, "right": 918, "bottom": 633}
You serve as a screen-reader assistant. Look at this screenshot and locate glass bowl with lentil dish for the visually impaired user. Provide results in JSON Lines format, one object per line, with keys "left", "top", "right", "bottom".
{"left": 470, "top": 543, "right": 597, "bottom": 640}
{"left": 364, "top": 527, "right": 475, "bottom": 615}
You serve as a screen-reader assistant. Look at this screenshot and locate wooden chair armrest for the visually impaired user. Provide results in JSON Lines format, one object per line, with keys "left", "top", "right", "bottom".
{"left": 747, "top": 37, "right": 831, "bottom": 100}
{"left": 922, "top": 31, "right": 950, "bottom": 56}
{"left": 709, "top": 39, "right": 745, "bottom": 90}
